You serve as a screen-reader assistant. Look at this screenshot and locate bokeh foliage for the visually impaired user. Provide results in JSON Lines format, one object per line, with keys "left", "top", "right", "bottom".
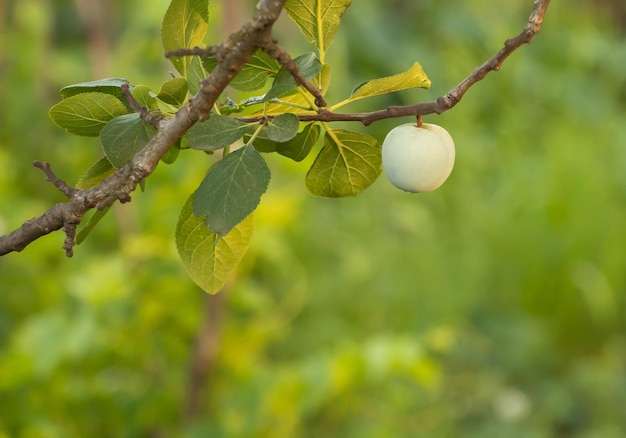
{"left": 1, "top": 0, "right": 626, "bottom": 436}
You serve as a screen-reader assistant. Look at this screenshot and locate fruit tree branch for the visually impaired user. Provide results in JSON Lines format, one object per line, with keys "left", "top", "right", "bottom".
{"left": 0, "top": 0, "right": 550, "bottom": 257}
{"left": 240, "top": 0, "right": 551, "bottom": 126}
{"left": 0, "top": 0, "right": 287, "bottom": 256}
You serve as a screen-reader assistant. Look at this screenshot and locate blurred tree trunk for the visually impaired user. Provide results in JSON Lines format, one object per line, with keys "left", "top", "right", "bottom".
{"left": 72, "top": 0, "right": 111, "bottom": 77}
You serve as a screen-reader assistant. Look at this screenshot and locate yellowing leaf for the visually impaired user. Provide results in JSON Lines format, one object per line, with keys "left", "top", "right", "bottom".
{"left": 161, "top": 0, "right": 209, "bottom": 77}
{"left": 306, "top": 128, "right": 381, "bottom": 197}
{"left": 75, "top": 157, "right": 115, "bottom": 189}
{"left": 332, "top": 62, "right": 431, "bottom": 110}
{"left": 285, "top": 0, "right": 353, "bottom": 61}
{"left": 176, "top": 196, "right": 254, "bottom": 294}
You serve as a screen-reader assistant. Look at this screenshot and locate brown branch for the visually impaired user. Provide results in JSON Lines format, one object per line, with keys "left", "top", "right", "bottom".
{"left": 0, "top": 0, "right": 550, "bottom": 257}
{"left": 261, "top": 39, "right": 327, "bottom": 107}
{"left": 165, "top": 45, "right": 219, "bottom": 59}
{"left": 240, "top": 0, "right": 551, "bottom": 127}
{"left": 0, "top": 0, "right": 287, "bottom": 257}
{"left": 33, "top": 160, "right": 77, "bottom": 198}
{"left": 121, "top": 83, "right": 163, "bottom": 127}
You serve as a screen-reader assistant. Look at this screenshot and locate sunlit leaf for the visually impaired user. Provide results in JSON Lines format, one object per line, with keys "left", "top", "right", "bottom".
{"left": 285, "top": 0, "right": 353, "bottom": 60}
{"left": 193, "top": 145, "right": 270, "bottom": 235}
{"left": 161, "top": 0, "right": 209, "bottom": 77}
{"left": 59, "top": 78, "right": 129, "bottom": 99}
{"left": 49, "top": 92, "right": 129, "bottom": 137}
{"left": 185, "top": 115, "right": 249, "bottom": 151}
{"left": 267, "top": 113, "right": 299, "bottom": 142}
{"left": 176, "top": 195, "right": 254, "bottom": 294}
{"left": 100, "top": 114, "right": 157, "bottom": 168}
{"left": 306, "top": 128, "right": 381, "bottom": 197}
{"left": 131, "top": 85, "right": 159, "bottom": 110}
{"left": 75, "top": 157, "right": 115, "bottom": 189}
{"left": 187, "top": 56, "right": 208, "bottom": 95}
{"left": 334, "top": 62, "right": 431, "bottom": 109}
{"left": 157, "top": 77, "right": 189, "bottom": 106}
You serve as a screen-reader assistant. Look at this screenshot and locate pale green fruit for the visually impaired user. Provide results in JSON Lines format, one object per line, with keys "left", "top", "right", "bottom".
{"left": 382, "top": 122, "right": 455, "bottom": 193}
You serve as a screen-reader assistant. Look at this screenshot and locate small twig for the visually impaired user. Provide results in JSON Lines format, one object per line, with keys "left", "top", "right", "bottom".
{"left": 0, "top": 0, "right": 551, "bottom": 258}
{"left": 33, "top": 160, "right": 77, "bottom": 198}
{"left": 121, "top": 83, "right": 163, "bottom": 127}
{"left": 238, "top": 0, "right": 550, "bottom": 127}
{"left": 165, "top": 46, "right": 219, "bottom": 59}
{"left": 261, "top": 39, "right": 327, "bottom": 107}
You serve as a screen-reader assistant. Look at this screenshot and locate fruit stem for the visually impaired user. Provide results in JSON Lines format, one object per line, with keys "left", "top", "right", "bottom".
{"left": 416, "top": 115, "right": 423, "bottom": 128}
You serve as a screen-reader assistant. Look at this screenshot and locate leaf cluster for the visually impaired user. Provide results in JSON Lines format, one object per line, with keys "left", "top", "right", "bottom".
{"left": 46, "top": 0, "right": 432, "bottom": 293}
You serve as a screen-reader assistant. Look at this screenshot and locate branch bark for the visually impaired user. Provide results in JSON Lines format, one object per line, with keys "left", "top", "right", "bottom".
{"left": 0, "top": 0, "right": 550, "bottom": 257}
{"left": 0, "top": 0, "right": 287, "bottom": 256}
{"left": 241, "top": 0, "right": 551, "bottom": 126}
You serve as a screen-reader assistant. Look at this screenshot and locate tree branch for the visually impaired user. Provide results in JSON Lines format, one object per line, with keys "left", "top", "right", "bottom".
{"left": 0, "top": 0, "right": 550, "bottom": 257}
{"left": 239, "top": 0, "right": 550, "bottom": 126}
{"left": 0, "top": 0, "right": 287, "bottom": 257}
{"left": 260, "top": 39, "right": 327, "bottom": 107}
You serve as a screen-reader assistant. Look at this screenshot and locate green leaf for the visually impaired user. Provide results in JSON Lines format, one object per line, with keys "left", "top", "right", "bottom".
{"left": 193, "top": 145, "right": 271, "bottom": 235}
{"left": 176, "top": 195, "right": 254, "bottom": 294}
{"left": 267, "top": 113, "right": 299, "bottom": 142}
{"left": 131, "top": 85, "right": 158, "bottom": 110}
{"left": 285, "top": 0, "right": 353, "bottom": 60}
{"left": 203, "top": 50, "right": 282, "bottom": 92}
{"left": 76, "top": 207, "right": 111, "bottom": 245}
{"left": 75, "top": 157, "right": 115, "bottom": 189}
{"left": 161, "top": 0, "right": 209, "bottom": 77}
{"left": 306, "top": 128, "right": 381, "bottom": 197}
{"left": 265, "top": 53, "right": 321, "bottom": 100}
{"left": 185, "top": 115, "right": 248, "bottom": 151}
{"left": 157, "top": 77, "right": 189, "bottom": 106}
{"left": 187, "top": 56, "right": 208, "bottom": 95}
{"left": 100, "top": 114, "right": 157, "bottom": 168}
{"left": 277, "top": 123, "right": 320, "bottom": 161}
{"left": 333, "top": 62, "right": 431, "bottom": 109}
{"left": 260, "top": 63, "right": 331, "bottom": 116}
{"left": 59, "top": 78, "right": 129, "bottom": 99}
{"left": 49, "top": 92, "right": 129, "bottom": 137}
{"left": 161, "top": 143, "right": 180, "bottom": 165}
{"left": 231, "top": 50, "right": 281, "bottom": 91}
{"left": 245, "top": 133, "right": 278, "bottom": 153}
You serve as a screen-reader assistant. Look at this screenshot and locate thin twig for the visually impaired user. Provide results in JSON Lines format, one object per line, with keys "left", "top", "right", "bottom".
{"left": 0, "top": 0, "right": 551, "bottom": 257}
{"left": 165, "top": 46, "right": 220, "bottom": 59}
{"left": 261, "top": 39, "right": 327, "bottom": 107}
{"left": 0, "top": 0, "right": 287, "bottom": 257}
{"left": 121, "top": 83, "right": 163, "bottom": 127}
{"left": 33, "top": 161, "right": 77, "bottom": 198}
{"left": 239, "top": 0, "right": 551, "bottom": 126}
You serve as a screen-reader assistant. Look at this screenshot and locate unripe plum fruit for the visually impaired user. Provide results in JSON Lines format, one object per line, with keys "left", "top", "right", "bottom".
{"left": 382, "top": 122, "right": 455, "bottom": 193}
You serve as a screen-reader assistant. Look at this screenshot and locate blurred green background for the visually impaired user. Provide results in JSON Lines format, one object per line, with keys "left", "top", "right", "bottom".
{"left": 1, "top": 0, "right": 626, "bottom": 436}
